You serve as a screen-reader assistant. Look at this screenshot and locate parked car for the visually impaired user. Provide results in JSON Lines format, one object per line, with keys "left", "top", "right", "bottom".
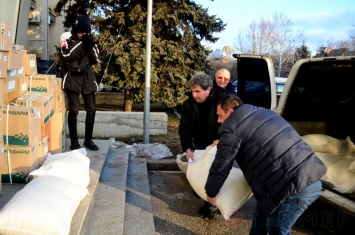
{"left": 233, "top": 54, "right": 355, "bottom": 215}
{"left": 233, "top": 76, "right": 286, "bottom": 102}
{"left": 275, "top": 77, "right": 287, "bottom": 96}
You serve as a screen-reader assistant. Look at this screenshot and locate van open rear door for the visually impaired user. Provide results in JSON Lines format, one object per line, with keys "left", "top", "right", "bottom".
{"left": 232, "top": 54, "right": 277, "bottom": 110}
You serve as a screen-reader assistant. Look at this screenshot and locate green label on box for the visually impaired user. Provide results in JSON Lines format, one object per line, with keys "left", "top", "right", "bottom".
{"left": 3, "top": 135, "right": 29, "bottom": 146}
{"left": 28, "top": 87, "right": 48, "bottom": 92}
{"left": 44, "top": 109, "right": 55, "bottom": 124}
{"left": 1, "top": 173, "right": 31, "bottom": 184}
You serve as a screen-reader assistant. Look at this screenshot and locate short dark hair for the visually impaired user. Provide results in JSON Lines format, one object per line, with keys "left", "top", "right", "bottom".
{"left": 218, "top": 94, "right": 244, "bottom": 112}
{"left": 188, "top": 72, "right": 213, "bottom": 90}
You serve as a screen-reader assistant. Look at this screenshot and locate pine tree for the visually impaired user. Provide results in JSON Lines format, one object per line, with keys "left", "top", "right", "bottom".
{"left": 54, "top": 0, "right": 225, "bottom": 111}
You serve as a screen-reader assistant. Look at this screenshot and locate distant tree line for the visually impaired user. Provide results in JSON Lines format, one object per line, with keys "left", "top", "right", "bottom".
{"left": 232, "top": 12, "right": 355, "bottom": 77}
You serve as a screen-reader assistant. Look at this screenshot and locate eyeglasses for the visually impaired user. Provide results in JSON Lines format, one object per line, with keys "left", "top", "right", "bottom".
{"left": 217, "top": 77, "right": 230, "bottom": 81}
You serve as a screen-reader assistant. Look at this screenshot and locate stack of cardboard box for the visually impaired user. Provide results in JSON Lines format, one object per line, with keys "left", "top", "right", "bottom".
{"left": 0, "top": 20, "right": 66, "bottom": 184}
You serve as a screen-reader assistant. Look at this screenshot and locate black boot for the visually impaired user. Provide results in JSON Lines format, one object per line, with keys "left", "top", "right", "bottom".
{"left": 68, "top": 111, "right": 81, "bottom": 150}
{"left": 198, "top": 201, "right": 217, "bottom": 219}
{"left": 70, "top": 142, "right": 81, "bottom": 150}
{"left": 84, "top": 139, "right": 99, "bottom": 151}
{"left": 84, "top": 113, "right": 98, "bottom": 151}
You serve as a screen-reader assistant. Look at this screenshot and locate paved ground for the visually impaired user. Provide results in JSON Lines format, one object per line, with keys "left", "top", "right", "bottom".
{"left": 149, "top": 171, "right": 317, "bottom": 235}
{"left": 1, "top": 140, "right": 354, "bottom": 235}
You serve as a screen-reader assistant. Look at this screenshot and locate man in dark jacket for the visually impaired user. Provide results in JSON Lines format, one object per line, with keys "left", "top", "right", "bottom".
{"left": 212, "top": 68, "right": 236, "bottom": 101}
{"left": 60, "top": 15, "right": 101, "bottom": 151}
{"left": 205, "top": 94, "right": 326, "bottom": 234}
{"left": 179, "top": 71, "right": 219, "bottom": 219}
{"left": 179, "top": 71, "right": 219, "bottom": 161}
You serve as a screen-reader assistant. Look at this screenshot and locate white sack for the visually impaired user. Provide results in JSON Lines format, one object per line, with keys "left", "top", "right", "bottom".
{"left": 30, "top": 148, "right": 90, "bottom": 187}
{"left": 301, "top": 134, "right": 355, "bottom": 153}
{"left": 0, "top": 175, "right": 88, "bottom": 235}
{"left": 186, "top": 145, "right": 252, "bottom": 220}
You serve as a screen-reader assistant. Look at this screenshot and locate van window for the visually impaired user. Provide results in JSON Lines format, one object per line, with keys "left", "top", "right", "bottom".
{"left": 282, "top": 60, "right": 355, "bottom": 140}
{"left": 235, "top": 57, "right": 272, "bottom": 108}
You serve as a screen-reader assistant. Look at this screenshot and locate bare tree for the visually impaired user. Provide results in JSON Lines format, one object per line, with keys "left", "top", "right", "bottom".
{"left": 269, "top": 13, "right": 303, "bottom": 76}
{"left": 222, "top": 46, "right": 233, "bottom": 58}
{"left": 234, "top": 19, "right": 272, "bottom": 55}
{"left": 349, "top": 22, "right": 355, "bottom": 50}
{"left": 233, "top": 12, "right": 304, "bottom": 76}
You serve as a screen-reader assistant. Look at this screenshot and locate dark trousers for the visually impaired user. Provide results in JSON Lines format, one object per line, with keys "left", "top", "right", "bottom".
{"left": 66, "top": 89, "right": 96, "bottom": 144}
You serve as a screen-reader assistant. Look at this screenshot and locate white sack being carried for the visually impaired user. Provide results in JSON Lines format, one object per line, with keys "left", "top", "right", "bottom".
{"left": 186, "top": 145, "right": 253, "bottom": 220}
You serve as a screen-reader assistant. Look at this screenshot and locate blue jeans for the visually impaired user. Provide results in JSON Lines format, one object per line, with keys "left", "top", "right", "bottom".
{"left": 250, "top": 180, "right": 322, "bottom": 235}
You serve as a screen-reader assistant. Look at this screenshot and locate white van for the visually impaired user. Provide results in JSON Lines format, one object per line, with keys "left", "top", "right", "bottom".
{"left": 233, "top": 54, "right": 355, "bottom": 214}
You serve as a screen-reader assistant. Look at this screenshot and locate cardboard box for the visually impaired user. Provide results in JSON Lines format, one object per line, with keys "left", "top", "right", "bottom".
{"left": 0, "top": 78, "right": 4, "bottom": 103}
{"left": 8, "top": 76, "right": 27, "bottom": 100}
{"left": 0, "top": 103, "right": 3, "bottom": 138}
{"left": 3, "top": 70, "right": 16, "bottom": 93}
{"left": 1, "top": 144, "right": 39, "bottom": 183}
{"left": 15, "top": 91, "right": 55, "bottom": 126}
{"left": 27, "top": 74, "right": 56, "bottom": 93}
{"left": 17, "top": 66, "right": 24, "bottom": 77}
{"left": 0, "top": 141, "right": 4, "bottom": 167}
{"left": 40, "top": 119, "right": 50, "bottom": 146}
{"left": 54, "top": 77, "right": 63, "bottom": 97}
{"left": 48, "top": 110, "right": 66, "bottom": 154}
{"left": 22, "top": 51, "right": 37, "bottom": 76}
{"left": 2, "top": 94, "right": 14, "bottom": 105}
{"left": 38, "top": 136, "right": 48, "bottom": 166}
{"left": 55, "top": 94, "right": 66, "bottom": 112}
{"left": 2, "top": 104, "right": 41, "bottom": 146}
{"left": 2, "top": 74, "right": 16, "bottom": 104}
{"left": 7, "top": 69, "right": 16, "bottom": 79}
{"left": 8, "top": 44, "right": 24, "bottom": 70}
{"left": 0, "top": 141, "right": 2, "bottom": 191}
{"left": 0, "top": 51, "right": 7, "bottom": 78}
{"left": 0, "top": 21, "right": 11, "bottom": 52}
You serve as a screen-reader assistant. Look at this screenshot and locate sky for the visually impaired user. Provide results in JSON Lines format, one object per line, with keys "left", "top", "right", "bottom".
{"left": 194, "top": 0, "right": 355, "bottom": 55}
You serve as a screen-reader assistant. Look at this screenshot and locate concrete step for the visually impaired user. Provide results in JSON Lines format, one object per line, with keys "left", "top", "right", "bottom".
{"left": 80, "top": 144, "right": 155, "bottom": 235}
{"left": 68, "top": 139, "right": 112, "bottom": 235}
{"left": 81, "top": 147, "right": 129, "bottom": 235}
{"left": 123, "top": 158, "right": 155, "bottom": 234}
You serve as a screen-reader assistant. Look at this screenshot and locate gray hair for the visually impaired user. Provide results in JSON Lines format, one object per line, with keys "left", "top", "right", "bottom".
{"left": 188, "top": 72, "right": 213, "bottom": 90}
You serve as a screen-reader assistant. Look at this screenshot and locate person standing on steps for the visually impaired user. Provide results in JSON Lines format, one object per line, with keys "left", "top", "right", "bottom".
{"left": 60, "top": 15, "right": 101, "bottom": 151}
{"left": 178, "top": 71, "right": 219, "bottom": 219}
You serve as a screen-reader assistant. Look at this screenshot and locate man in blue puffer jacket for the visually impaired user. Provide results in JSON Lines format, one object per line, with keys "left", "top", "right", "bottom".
{"left": 205, "top": 94, "right": 326, "bottom": 235}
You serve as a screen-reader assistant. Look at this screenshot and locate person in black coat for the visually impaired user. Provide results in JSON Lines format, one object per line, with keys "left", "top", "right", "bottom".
{"left": 60, "top": 15, "right": 101, "bottom": 151}
{"left": 178, "top": 71, "right": 220, "bottom": 219}
{"left": 179, "top": 71, "right": 219, "bottom": 161}
{"left": 205, "top": 94, "right": 326, "bottom": 234}
{"left": 212, "top": 68, "right": 236, "bottom": 101}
